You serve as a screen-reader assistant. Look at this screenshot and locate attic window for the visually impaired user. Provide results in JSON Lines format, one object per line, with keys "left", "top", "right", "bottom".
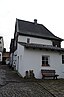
{"left": 27, "top": 38, "right": 30, "bottom": 43}
{"left": 52, "top": 41, "right": 61, "bottom": 47}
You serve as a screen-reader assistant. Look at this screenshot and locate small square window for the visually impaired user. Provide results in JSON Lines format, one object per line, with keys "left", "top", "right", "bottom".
{"left": 27, "top": 38, "right": 30, "bottom": 43}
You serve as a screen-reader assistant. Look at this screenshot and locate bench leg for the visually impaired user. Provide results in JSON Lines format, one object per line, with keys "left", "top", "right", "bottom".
{"left": 53, "top": 76, "right": 55, "bottom": 79}
{"left": 53, "top": 76, "right": 57, "bottom": 79}
{"left": 42, "top": 75, "right": 45, "bottom": 79}
{"left": 42, "top": 74, "right": 44, "bottom": 79}
{"left": 55, "top": 76, "right": 57, "bottom": 79}
{"left": 56, "top": 76, "right": 57, "bottom": 79}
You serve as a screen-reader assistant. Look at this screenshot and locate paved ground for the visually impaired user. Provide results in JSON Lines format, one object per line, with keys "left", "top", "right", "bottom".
{"left": 0, "top": 65, "right": 64, "bottom": 97}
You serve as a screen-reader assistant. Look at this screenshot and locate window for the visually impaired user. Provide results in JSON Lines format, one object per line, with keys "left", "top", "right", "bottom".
{"left": 52, "top": 40, "right": 61, "bottom": 47}
{"left": 0, "top": 54, "right": 1, "bottom": 56}
{"left": 42, "top": 56, "right": 50, "bottom": 66}
{"left": 62, "top": 55, "right": 64, "bottom": 64}
{"left": 27, "top": 38, "right": 30, "bottom": 43}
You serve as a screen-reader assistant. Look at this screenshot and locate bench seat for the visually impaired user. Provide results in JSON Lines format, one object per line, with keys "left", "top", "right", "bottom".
{"left": 41, "top": 70, "right": 59, "bottom": 79}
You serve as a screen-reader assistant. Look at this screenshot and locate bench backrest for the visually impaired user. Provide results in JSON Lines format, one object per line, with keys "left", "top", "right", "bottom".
{"left": 41, "top": 70, "right": 55, "bottom": 76}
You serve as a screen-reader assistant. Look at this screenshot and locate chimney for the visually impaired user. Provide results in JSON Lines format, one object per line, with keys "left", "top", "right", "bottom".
{"left": 34, "top": 19, "right": 37, "bottom": 25}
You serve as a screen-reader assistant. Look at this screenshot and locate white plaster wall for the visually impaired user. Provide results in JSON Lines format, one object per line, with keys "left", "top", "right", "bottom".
{"left": 16, "top": 44, "right": 24, "bottom": 72}
{"left": 10, "top": 53, "right": 13, "bottom": 65}
{"left": 17, "top": 45, "right": 64, "bottom": 79}
{"left": 13, "top": 50, "right": 17, "bottom": 69}
{"left": 0, "top": 52, "right": 2, "bottom": 62}
{"left": 18, "top": 36, "right": 52, "bottom": 45}
{"left": 60, "top": 53, "right": 64, "bottom": 78}
{"left": 0, "top": 38, "right": 4, "bottom": 52}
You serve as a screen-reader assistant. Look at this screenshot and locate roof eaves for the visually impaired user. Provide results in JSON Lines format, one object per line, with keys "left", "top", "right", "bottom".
{"left": 18, "top": 32, "right": 63, "bottom": 41}
{"left": 18, "top": 42, "right": 64, "bottom": 52}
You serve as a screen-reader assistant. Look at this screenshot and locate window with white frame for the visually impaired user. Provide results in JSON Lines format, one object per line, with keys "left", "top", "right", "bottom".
{"left": 62, "top": 55, "right": 64, "bottom": 64}
{"left": 42, "top": 56, "right": 50, "bottom": 66}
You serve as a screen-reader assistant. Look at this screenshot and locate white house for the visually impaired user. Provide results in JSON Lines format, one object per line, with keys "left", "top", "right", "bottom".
{"left": 10, "top": 18, "right": 64, "bottom": 79}
{"left": 0, "top": 36, "right": 4, "bottom": 63}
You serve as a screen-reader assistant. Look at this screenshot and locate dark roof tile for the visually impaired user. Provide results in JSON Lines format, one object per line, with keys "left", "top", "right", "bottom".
{"left": 16, "top": 18, "right": 63, "bottom": 41}
{"left": 18, "top": 42, "right": 64, "bottom": 52}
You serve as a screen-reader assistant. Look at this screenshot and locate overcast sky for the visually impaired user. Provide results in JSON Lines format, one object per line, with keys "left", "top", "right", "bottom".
{"left": 0, "top": 0, "right": 64, "bottom": 51}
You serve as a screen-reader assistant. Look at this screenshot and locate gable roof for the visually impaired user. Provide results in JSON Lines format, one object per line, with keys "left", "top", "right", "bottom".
{"left": 16, "top": 18, "right": 63, "bottom": 41}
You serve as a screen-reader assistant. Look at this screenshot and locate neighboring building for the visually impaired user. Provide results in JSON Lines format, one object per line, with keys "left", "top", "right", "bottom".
{"left": 10, "top": 39, "right": 14, "bottom": 67}
{"left": 2, "top": 52, "right": 10, "bottom": 64}
{"left": 10, "top": 18, "right": 64, "bottom": 79}
{"left": 0, "top": 37, "right": 4, "bottom": 52}
{"left": 0, "top": 52, "right": 2, "bottom": 63}
{"left": 0, "top": 36, "right": 4, "bottom": 63}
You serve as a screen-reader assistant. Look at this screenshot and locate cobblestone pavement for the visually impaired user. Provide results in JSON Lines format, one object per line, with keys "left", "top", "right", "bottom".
{"left": 0, "top": 65, "right": 64, "bottom": 97}
{"left": 0, "top": 82, "right": 54, "bottom": 97}
{"left": 39, "top": 80, "right": 64, "bottom": 97}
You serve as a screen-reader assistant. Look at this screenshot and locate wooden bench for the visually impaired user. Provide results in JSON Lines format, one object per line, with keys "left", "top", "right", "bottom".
{"left": 41, "top": 69, "right": 59, "bottom": 79}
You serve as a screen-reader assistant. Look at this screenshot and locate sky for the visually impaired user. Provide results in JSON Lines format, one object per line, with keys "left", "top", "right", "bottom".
{"left": 0, "top": 0, "right": 64, "bottom": 51}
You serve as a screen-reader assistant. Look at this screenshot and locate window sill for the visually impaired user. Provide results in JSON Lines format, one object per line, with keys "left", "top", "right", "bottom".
{"left": 62, "top": 64, "right": 64, "bottom": 65}
{"left": 41, "top": 64, "right": 50, "bottom": 67}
